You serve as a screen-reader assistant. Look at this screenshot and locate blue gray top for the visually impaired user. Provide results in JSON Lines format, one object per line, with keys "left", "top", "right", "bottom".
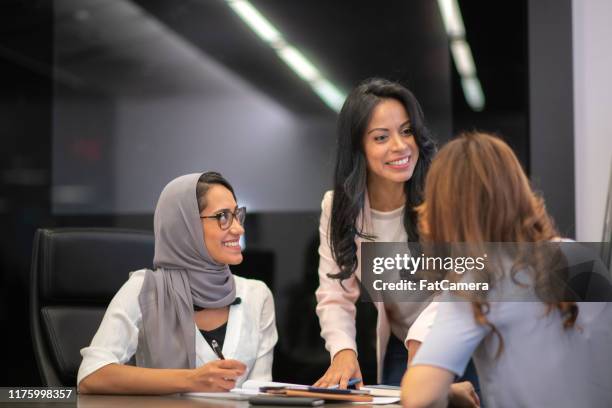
{"left": 412, "top": 279, "right": 612, "bottom": 407}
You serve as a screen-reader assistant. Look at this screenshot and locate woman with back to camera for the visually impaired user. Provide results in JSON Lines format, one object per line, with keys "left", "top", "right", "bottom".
{"left": 78, "top": 171, "right": 277, "bottom": 394}
{"left": 314, "top": 78, "right": 477, "bottom": 404}
{"left": 401, "top": 132, "right": 612, "bottom": 407}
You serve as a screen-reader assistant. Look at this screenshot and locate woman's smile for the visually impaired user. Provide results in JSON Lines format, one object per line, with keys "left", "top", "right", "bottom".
{"left": 385, "top": 155, "right": 412, "bottom": 169}
{"left": 363, "top": 98, "right": 420, "bottom": 185}
{"left": 222, "top": 239, "right": 241, "bottom": 252}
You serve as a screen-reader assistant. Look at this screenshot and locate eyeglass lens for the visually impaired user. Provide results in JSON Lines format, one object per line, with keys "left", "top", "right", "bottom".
{"left": 219, "top": 207, "right": 246, "bottom": 230}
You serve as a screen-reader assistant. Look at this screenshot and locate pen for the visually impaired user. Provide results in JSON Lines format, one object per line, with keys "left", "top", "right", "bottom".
{"left": 328, "top": 377, "right": 361, "bottom": 389}
{"left": 211, "top": 339, "right": 225, "bottom": 360}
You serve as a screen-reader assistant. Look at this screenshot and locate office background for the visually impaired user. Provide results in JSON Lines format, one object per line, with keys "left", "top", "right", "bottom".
{"left": 1, "top": 0, "right": 610, "bottom": 386}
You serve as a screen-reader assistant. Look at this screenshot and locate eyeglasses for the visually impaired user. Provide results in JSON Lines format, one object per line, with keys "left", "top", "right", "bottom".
{"left": 200, "top": 206, "right": 246, "bottom": 230}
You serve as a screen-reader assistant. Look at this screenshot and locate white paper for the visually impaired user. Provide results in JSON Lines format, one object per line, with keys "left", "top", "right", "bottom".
{"left": 183, "top": 391, "right": 252, "bottom": 400}
{"left": 184, "top": 379, "right": 302, "bottom": 400}
{"left": 360, "top": 386, "right": 401, "bottom": 398}
{"left": 185, "top": 380, "right": 401, "bottom": 404}
{"left": 238, "top": 379, "right": 308, "bottom": 390}
{"left": 353, "top": 397, "right": 401, "bottom": 405}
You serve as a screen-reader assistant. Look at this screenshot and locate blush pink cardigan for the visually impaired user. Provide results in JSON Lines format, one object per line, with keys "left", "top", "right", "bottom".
{"left": 315, "top": 191, "right": 437, "bottom": 382}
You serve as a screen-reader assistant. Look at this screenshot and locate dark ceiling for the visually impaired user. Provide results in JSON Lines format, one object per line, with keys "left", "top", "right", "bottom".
{"left": 1, "top": 0, "right": 528, "bottom": 130}
{"left": 457, "top": 0, "right": 528, "bottom": 113}
{"left": 67, "top": 0, "right": 452, "bottom": 116}
{"left": 126, "top": 0, "right": 527, "bottom": 115}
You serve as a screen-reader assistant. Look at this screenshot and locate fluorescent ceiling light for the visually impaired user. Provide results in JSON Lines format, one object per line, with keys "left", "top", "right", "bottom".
{"left": 227, "top": 0, "right": 281, "bottom": 44}
{"left": 461, "top": 77, "right": 485, "bottom": 111}
{"left": 437, "top": 0, "right": 465, "bottom": 38}
{"left": 450, "top": 39, "right": 476, "bottom": 77}
{"left": 437, "top": 0, "right": 485, "bottom": 111}
{"left": 312, "top": 78, "right": 345, "bottom": 112}
{"left": 225, "top": 0, "right": 345, "bottom": 112}
{"left": 277, "top": 46, "right": 319, "bottom": 82}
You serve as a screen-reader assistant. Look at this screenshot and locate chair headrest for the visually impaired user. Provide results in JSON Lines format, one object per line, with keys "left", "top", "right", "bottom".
{"left": 35, "top": 229, "right": 154, "bottom": 303}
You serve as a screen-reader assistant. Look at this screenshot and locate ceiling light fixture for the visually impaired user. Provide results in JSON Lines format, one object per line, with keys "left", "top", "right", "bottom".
{"left": 227, "top": 0, "right": 281, "bottom": 44}
{"left": 437, "top": 0, "right": 485, "bottom": 111}
{"left": 277, "top": 46, "right": 319, "bottom": 82}
{"left": 226, "top": 0, "right": 345, "bottom": 112}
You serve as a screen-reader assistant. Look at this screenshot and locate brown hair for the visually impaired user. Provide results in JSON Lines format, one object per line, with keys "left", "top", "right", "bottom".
{"left": 417, "top": 132, "right": 577, "bottom": 356}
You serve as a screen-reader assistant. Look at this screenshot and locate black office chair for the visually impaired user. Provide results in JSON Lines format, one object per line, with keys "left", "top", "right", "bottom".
{"left": 30, "top": 228, "right": 154, "bottom": 386}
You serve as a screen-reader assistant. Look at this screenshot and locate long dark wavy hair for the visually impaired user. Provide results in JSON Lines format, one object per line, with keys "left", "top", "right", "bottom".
{"left": 328, "top": 78, "right": 436, "bottom": 280}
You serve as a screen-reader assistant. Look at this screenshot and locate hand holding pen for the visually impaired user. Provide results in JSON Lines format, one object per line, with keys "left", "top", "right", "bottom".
{"left": 211, "top": 339, "right": 225, "bottom": 360}
{"left": 187, "top": 359, "right": 246, "bottom": 392}
{"left": 186, "top": 340, "right": 245, "bottom": 392}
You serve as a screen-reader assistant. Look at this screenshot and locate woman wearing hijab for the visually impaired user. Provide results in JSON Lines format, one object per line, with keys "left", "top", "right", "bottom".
{"left": 77, "top": 172, "right": 277, "bottom": 394}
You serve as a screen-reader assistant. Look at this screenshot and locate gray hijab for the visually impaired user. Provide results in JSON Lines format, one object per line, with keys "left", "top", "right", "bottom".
{"left": 136, "top": 173, "right": 236, "bottom": 369}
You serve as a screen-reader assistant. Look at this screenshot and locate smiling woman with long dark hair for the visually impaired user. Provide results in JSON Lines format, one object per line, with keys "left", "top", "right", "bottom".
{"left": 328, "top": 80, "right": 435, "bottom": 280}
{"left": 314, "top": 78, "right": 444, "bottom": 389}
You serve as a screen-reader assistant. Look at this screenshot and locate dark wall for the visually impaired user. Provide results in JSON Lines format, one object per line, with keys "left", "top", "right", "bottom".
{"left": 528, "top": 0, "right": 575, "bottom": 237}
{"left": 451, "top": 1, "right": 530, "bottom": 166}
{"left": 451, "top": 0, "right": 575, "bottom": 236}
{"left": 0, "top": 1, "right": 52, "bottom": 386}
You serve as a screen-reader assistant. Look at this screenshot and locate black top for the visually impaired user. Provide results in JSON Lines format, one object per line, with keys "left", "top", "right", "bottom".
{"left": 200, "top": 322, "right": 228, "bottom": 350}
{"left": 194, "top": 297, "right": 241, "bottom": 351}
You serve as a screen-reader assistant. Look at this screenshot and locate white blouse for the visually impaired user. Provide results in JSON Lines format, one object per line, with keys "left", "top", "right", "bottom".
{"left": 77, "top": 270, "right": 278, "bottom": 387}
